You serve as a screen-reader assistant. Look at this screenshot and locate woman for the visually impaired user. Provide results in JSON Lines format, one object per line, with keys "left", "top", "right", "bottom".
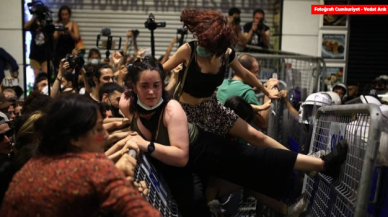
{"left": 54, "top": 5, "right": 80, "bottom": 70}
{"left": 120, "top": 58, "right": 348, "bottom": 217}
{"left": 0, "top": 94, "right": 161, "bottom": 217}
{"left": 162, "top": 9, "right": 284, "bottom": 150}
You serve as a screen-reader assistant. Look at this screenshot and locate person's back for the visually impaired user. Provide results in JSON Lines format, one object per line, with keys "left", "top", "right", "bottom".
{"left": 2, "top": 152, "right": 138, "bottom": 217}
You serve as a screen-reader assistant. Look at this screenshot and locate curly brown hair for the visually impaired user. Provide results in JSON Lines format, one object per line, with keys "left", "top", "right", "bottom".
{"left": 180, "top": 8, "right": 237, "bottom": 57}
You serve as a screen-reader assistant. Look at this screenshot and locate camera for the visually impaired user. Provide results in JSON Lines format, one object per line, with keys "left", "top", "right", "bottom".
{"left": 2, "top": 78, "right": 18, "bottom": 87}
{"left": 144, "top": 13, "right": 166, "bottom": 30}
{"left": 177, "top": 28, "right": 188, "bottom": 35}
{"left": 27, "top": 1, "right": 53, "bottom": 30}
{"left": 132, "top": 29, "right": 140, "bottom": 37}
{"left": 233, "top": 16, "right": 241, "bottom": 25}
{"left": 65, "top": 54, "right": 85, "bottom": 69}
{"left": 258, "top": 19, "right": 264, "bottom": 30}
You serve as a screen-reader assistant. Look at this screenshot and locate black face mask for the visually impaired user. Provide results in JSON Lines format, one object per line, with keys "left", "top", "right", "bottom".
{"left": 107, "top": 97, "right": 123, "bottom": 118}
{"left": 110, "top": 105, "right": 122, "bottom": 118}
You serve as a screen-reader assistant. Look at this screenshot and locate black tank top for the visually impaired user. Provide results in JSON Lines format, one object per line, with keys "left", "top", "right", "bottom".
{"left": 181, "top": 41, "right": 235, "bottom": 98}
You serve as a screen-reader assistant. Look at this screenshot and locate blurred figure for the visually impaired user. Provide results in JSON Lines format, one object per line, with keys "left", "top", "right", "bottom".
{"left": 346, "top": 81, "right": 360, "bottom": 102}
{"left": 24, "top": 15, "right": 49, "bottom": 77}
{"left": 332, "top": 82, "right": 347, "bottom": 102}
{"left": 53, "top": 5, "right": 80, "bottom": 70}
{"left": 0, "top": 48, "right": 18, "bottom": 82}
{"left": 372, "top": 77, "right": 387, "bottom": 91}
{"left": 243, "top": 9, "right": 270, "bottom": 48}
{"left": 0, "top": 94, "right": 161, "bottom": 217}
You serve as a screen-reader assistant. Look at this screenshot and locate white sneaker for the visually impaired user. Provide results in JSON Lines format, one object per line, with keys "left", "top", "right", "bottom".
{"left": 208, "top": 199, "right": 220, "bottom": 217}
{"left": 307, "top": 150, "right": 326, "bottom": 178}
{"left": 287, "top": 193, "right": 307, "bottom": 217}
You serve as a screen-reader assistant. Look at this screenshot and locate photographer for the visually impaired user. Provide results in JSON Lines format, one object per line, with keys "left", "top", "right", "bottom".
{"left": 243, "top": 8, "right": 270, "bottom": 49}
{"left": 123, "top": 29, "right": 139, "bottom": 62}
{"left": 53, "top": 5, "right": 81, "bottom": 70}
{"left": 228, "top": 7, "right": 247, "bottom": 48}
{"left": 50, "top": 58, "right": 76, "bottom": 98}
{"left": 24, "top": 15, "right": 49, "bottom": 77}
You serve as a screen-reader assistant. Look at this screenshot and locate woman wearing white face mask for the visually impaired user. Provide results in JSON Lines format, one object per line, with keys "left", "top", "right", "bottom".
{"left": 119, "top": 58, "right": 349, "bottom": 217}
{"left": 87, "top": 48, "right": 102, "bottom": 66}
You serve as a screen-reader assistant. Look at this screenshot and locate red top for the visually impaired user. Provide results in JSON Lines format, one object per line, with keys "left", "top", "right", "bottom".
{"left": 0, "top": 152, "right": 161, "bottom": 217}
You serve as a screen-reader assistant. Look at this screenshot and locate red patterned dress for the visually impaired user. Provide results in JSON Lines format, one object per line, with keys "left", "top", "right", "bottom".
{"left": 0, "top": 152, "right": 161, "bottom": 217}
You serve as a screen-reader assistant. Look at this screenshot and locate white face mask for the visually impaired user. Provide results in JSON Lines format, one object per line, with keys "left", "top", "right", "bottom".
{"left": 60, "top": 84, "right": 64, "bottom": 89}
{"left": 137, "top": 97, "right": 164, "bottom": 111}
{"left": 90, "top": 59, "right": 99, "bottom": 65}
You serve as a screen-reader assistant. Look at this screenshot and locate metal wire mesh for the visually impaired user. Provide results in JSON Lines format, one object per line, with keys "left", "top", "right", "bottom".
{"left": 133, "top": 153, "right": 180, "bottom": 217}
{"left": 303, "top": 104, "right": 383, "bottom": 217}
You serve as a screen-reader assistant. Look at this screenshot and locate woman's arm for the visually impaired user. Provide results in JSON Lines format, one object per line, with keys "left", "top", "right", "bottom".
{"left": 229, "top": 56, "right": 279, "bottom": 99}
{"left": 162, "top": 43, "right": 190, "bottom": 72}
{"left": 160, "top": 37, "right": 178, "bottom": 65}
{"left": 24, "top": 15, "right": 36, "bottom": 30}
{"left": 163, "top": 43, "right": 190, "bottom": 94}
{"left": 50, "top": 59, "right": 66, "bottom": 98}
{"left": 128, "top": 100, "right": 190, "bottom": 167}
{"left": 69, "top": 21, "right": 80, "bottom": 41}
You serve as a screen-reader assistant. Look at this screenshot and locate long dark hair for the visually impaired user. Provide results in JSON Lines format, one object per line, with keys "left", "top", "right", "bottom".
{"left": 180, "top": 8, "right": 237, "bottom": 57}
{"left": 57, "top": 5, "right": 72, "bottom": 22}
{"left": 124, "top": 57, "right": 170, "bottom": 115}
{"left": 35, "top": 94, "right": 103, "bottom": 155}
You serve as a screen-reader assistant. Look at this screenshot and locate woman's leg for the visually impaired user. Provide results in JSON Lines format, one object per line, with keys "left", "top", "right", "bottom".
{"left": 40, "top": 61, "right": 48, "bottom": 73}
{"left": 163, "top": 167, "right": 212, "bottom": 217}
{"left": 229, "top": 117, "right": 288, "bottom": 150}
{"left": 191, "top": 130, "right": 348, "bottom": 200}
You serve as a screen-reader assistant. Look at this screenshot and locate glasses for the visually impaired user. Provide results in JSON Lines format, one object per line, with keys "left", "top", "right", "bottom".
{"left": 0, "top": 128, "right": 14, "bottom": 141}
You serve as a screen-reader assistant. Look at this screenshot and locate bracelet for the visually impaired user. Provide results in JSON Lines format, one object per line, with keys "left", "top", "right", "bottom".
{"left": 56, "top": 77, "right": 62, "bottom": 81}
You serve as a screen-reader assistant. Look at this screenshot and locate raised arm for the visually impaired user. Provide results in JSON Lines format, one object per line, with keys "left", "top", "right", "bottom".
{"left": 50, "top": 59, "right": 67, "bottom": 98}
{"left": 24, "top": 15, "right": 36, "bottom": 30}
{"left": 160, "top": 36, "right": 178, "bottom": 64}
{"left": 163, "top": 43, "right": 191, "bottom": 94}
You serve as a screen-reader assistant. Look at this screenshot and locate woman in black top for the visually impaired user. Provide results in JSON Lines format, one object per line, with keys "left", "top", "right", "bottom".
{"left": 53, "top": 5, "right": 80, "bottom": 70}
{"left": 162, "top": 9, "right": 285, "bottom": 151}
{"left": 120, "top": 58, "right": 349, "bottom": 217}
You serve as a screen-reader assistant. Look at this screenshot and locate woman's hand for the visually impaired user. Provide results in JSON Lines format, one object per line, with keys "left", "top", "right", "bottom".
{"left": 133, "top": 180, "right": 149, "bottom": 196}
{"left": 115, "top": 153, "right": 137, "bottom": 180}
{"left": 119, "top": 139, "right": 141, "bottom": 158}
{"left": 259, "top": 100, "right": 271, "bottom": 111}
{"left": 267, "top": 89, "right": 280, "bottom": 99}
{"left": 128, "top": 132, "right": 148, "bottom": 152}
{"left": 112, "top": 51, "right": 122, "bottom": 65}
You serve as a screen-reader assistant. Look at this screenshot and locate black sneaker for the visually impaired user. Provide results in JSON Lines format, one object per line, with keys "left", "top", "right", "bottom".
{"left": 321, "top": 139, "right": 349, "bottom": 179}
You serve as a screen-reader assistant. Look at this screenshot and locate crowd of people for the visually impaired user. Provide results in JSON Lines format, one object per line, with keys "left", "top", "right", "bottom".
{"left": 0, "top": 4, "right": 387, "bottom": 217}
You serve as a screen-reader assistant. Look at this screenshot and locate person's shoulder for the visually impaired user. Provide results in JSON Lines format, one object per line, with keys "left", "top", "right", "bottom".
{"left": 164, "top": 100, "right": 186, "bottom": 121}
{"left": 166, "top": 99, "right": 182, "bottom": 110}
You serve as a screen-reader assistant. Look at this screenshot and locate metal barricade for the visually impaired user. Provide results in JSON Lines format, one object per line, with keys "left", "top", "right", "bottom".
{"left": 302, "top": 104, "right": 383, "bottom": 217}
{"left": 232, "top": 47, "right": 327, "bottom": 146}
{"left": 134, "top": 153, "right": 180, "bottom": 217}
{"left": 234, "top": 46, "right": 327, "bottom": 98}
